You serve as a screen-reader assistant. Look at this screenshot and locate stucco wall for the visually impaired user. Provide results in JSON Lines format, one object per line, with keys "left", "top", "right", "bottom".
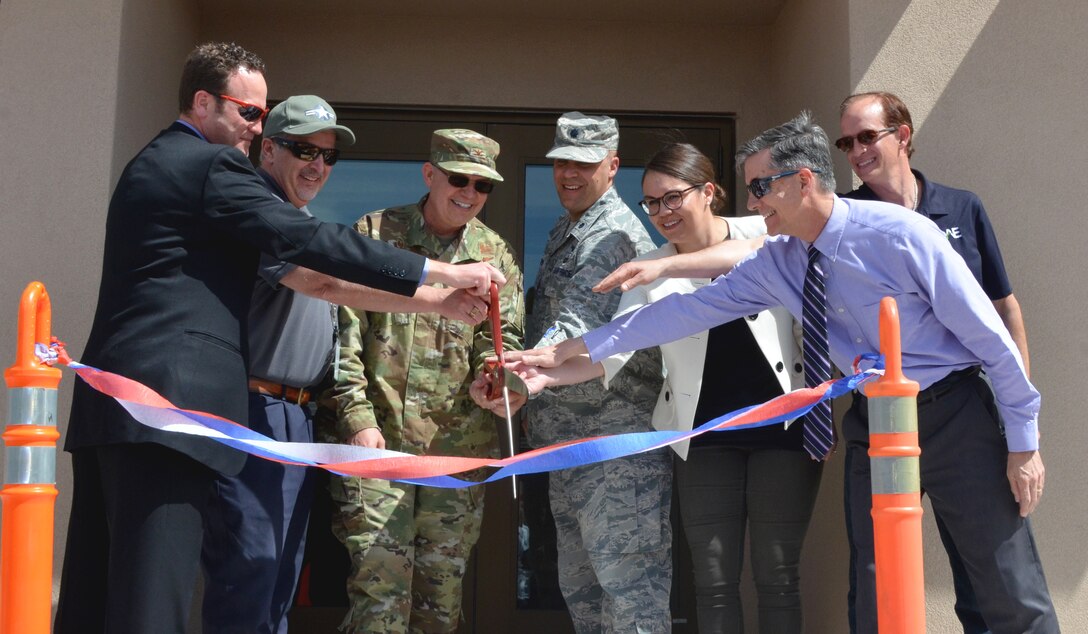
{"left": 0, "top": 0, "right": 198, "bottom": 607}
{"left": 1, "top": 0, "right": 1084, "bottom": 630}
{"left": 202, "top": 9, "right": 774, "bottom": 221}
{"left": 766, "top": 1, "right": 855, "bottom": 630}
{"left": 0, "top": 0, "right": 125, "bottom": 604}
{"left": 845, "top": 0, "right": 1088, "bottom": 631}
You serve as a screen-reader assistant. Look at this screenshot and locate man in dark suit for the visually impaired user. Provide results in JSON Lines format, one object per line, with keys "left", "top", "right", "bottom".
{"left": 53, "top": 42, "right": 504, "bottom": 634}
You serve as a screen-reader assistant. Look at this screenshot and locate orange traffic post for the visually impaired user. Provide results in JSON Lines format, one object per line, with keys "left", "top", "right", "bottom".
{"left": 2, "top": 282, "right": 62, "bottom": 634}
{"left": 862, "top": 297, "right": 925, "bottom": 633}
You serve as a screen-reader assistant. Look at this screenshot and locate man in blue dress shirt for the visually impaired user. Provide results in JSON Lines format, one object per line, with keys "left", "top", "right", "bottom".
{"left": 513, "top": 112, "right": 1059, "bottom": 633}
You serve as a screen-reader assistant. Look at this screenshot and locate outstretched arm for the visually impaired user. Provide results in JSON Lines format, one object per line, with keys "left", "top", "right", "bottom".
{"left": 594, "top": 236, "right": 765, "bottom": 293}
{"left": 509, "top": 354, "right": 604, "bottom": 394}
{"left": 504, "top": 337, "right": 589, "bottom": 369}
{"left": 469, "top": 352, "right": 603, "bottom": 415}
{"left": 281, "top": 267, "right": 488, "bottom": 325}
{"left": 424, "top": 260, "right": 506, "bottom": 296}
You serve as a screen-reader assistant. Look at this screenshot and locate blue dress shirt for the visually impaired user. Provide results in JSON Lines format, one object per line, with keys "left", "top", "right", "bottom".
{"left": 584, "top": 196, "right": 1039, "bottom": 452}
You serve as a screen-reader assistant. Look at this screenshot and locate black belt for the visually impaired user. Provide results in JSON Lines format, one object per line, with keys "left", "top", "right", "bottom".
{"left": 856, "top": 365, "right": 979, "bottom": 405}
{"left": 916, "top": 366, "right": 980, "bottom": 404}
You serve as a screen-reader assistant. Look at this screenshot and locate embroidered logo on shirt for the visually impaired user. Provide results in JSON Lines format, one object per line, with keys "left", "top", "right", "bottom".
{"left": 945, "top": 227, "right": 963, "bottom": 240}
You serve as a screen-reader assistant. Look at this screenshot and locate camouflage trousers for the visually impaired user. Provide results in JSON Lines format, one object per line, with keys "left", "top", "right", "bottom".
{"left": 549, "top": 448, "right": 673, "bottom": 634}
{"left": 329, "top": 476, "right": 485, "bottom": 634}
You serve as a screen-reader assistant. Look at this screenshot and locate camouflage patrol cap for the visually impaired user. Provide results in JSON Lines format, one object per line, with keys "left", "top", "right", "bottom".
{"left": 430, "top": 129, "right": 504, "bottom": 182}
{"left": 264, "top": 95, "right": 356, "bottom": 146}
{"left": 545, "top": 111, "right": 619, "bottom": 162}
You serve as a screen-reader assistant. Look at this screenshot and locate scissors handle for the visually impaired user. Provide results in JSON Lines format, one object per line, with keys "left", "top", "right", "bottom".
{"left": 486, "top": 282, "right": 506, "bottom": 399}
{"left": 488, "top": 281, "right": 504, "bottom": 363}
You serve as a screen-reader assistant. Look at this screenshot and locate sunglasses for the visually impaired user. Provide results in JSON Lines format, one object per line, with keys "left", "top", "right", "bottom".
{"left": 834, "top": 126, "right": 897, "bottom": 152}
{"left": 746, "top": 169, "right": 822, "bottom": 199}
{"left": 433, "top": 164, "right": 495, "bottom": 194}
{"left": 639, "top": 184, "right": 703, "bottom": 216}
{"left": 271, "top": 137, "right": 341, "bottom": 165}
{"left": 216, "top": 94, "right": 269, "bottom": 123}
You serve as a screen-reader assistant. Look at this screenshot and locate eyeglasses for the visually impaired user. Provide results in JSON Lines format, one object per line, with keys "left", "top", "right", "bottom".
{"left": 432, "top": 164, "right": 495, "bottom": 194}
{"left": 216, "top": 94, "right": 269, "bottom": 123}
{"left": 639, "top": 184, "right": 703, "bottom": 216}
{"left": 833, "top": 126, "right": 897, "bottom": 152}
{"left": 746, "top": 169, "right": 822, "bottom": 199}
{"left": 270, "top": 137, "right": 341, "bottom": 165}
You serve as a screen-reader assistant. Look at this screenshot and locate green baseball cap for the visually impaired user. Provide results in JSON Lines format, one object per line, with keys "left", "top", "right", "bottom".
{"left": 430, "top": 129, "right": 503, "bottom": 182}
{"left": 263, "top": 95, "right": 355, "bottom": 146}
{"left": 545, "top": 111, "right": 619, "bottom": 162}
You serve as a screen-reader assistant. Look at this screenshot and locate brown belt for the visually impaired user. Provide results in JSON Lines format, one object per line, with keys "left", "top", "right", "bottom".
{"left": 248, "top": 378, "right": 311, "bottom": 405}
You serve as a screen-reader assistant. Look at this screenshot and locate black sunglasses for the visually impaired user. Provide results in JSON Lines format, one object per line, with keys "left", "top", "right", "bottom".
{"left": 433, "top": 164, "right": 495, "bottom": 194}
{"left": 834, "top": 126, "right": 897, "bottom": 152}
{"left": 746, "top": 169, "right": 822, "bottom": 199}
{"left": 271, "top": 137, "right": 340, "bottom": 165}
{"left": 216, "top": 94, "right": 269, "bottom": 123}
{"left": 639, "top": 184, "right": 703, "bottom": 216}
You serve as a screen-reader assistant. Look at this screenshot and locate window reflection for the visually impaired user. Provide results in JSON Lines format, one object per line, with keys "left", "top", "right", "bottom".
{"left": 522, "top": 165, "right": 664, "bottom": 290}
{"left": 309, "top": 160, "right": 426, "bottom": 225}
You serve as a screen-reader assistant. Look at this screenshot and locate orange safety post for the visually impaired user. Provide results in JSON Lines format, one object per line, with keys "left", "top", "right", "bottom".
{"left": 2, "top": 281, "right": 62, "bottom": 634}
{"left": 862, "top": 297, "right": 925, "bottom": 634}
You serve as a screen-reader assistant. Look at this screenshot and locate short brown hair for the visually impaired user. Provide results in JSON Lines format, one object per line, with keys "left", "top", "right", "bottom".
{"left": 840, "top": 91, "right": 915, "bottom": 158}
{"left": 178, "top": 42, "right": 265, "bottom": 114}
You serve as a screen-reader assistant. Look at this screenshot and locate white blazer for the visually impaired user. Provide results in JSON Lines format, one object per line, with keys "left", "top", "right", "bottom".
{"left": 600, "top": 215, "right": 804, "bottom": 460}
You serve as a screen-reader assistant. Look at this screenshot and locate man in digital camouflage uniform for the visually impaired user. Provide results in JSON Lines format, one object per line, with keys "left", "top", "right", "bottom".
{"left": 318, "top": 129, "right": 524, "bottom": 633}
{"left": 525, "top": 112, "right": 670, "bottom": 633}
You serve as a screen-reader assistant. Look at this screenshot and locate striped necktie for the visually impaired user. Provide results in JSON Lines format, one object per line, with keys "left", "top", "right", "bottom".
{"left": 802, "top": 244, "right": 834, "bottom": 460}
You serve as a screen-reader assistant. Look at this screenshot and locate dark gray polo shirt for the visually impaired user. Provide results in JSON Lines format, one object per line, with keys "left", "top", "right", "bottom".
{"left": 246, "top": 170, "right": 336, "bottom": 388}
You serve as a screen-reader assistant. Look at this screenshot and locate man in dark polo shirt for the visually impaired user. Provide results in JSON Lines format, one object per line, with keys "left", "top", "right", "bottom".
{"left": 837, "top": 91, "right": 1029, "bottom": 372}
{"left": 838, "top": 91, "right": 1033, "bottom": 634}
{"left": 200, "top": 95, "right": 489, "bottom": 633}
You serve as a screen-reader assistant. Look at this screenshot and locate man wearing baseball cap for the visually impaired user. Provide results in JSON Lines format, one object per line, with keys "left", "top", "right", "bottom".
{"left": 318, "top": 129, "right": 524, "bottom": 633}
{"left": 525, "top": 112, "right": 670, "bottom": 632}
{"left": 200, "top": 100, "right": 493, "bottom": 633}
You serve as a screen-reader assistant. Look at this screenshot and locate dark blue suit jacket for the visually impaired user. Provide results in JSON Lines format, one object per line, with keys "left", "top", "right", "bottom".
{"left": 66, "top": 122, "right": 424, "bottom": 474}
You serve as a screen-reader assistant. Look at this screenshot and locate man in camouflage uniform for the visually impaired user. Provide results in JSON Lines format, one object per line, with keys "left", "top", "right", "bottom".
{"left": 526, "top": 112, "right": 670, "bottom": 633}
{"left": 319, "top": 129, "right": 524, "bottom": 634}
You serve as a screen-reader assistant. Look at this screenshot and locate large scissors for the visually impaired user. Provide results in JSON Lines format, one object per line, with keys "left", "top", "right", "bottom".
{"left": 483, "top": 282, "right": 519, "bottom": 498}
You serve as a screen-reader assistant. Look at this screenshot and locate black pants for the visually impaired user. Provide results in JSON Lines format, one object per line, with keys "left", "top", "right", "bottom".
{"left": 676, "top": 445, "right": 823, "bottom": 634}
{"left": 55, "top": 443, "right": 215, "bottom": 634}
{"left": 843, "top": 372, "right": 1059, "bottom": 633}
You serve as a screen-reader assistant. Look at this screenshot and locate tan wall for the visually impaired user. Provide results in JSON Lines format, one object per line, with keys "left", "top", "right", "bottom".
{"left": 1, "top": 0, "right": 1084, "bottom": 630}
{"left": 0, "top": 0, "right": 125, "bottom": 604}
{"left": 846, "top": 0, "right": 1088, "bottom": 631}
{"left": 768, "top": 1, "right": 856, "bottom": 630}
{"left": 201, "top": 9, "right": 774, "bottom": 220}
{"left": 0, "top": 0, "right": 198, "bottom": 607}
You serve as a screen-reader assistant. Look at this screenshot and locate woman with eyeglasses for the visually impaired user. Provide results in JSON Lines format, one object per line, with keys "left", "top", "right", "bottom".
{"left": 504, "top": 143, "right": 821, "bottom": 633}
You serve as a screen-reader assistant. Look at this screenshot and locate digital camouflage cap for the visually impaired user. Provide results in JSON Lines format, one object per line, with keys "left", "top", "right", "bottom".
{"left": 430, "top": 129, "right": 503, "bottom": 182}
{"left": 545, "top": 111, "right": 619, "bottom": 163}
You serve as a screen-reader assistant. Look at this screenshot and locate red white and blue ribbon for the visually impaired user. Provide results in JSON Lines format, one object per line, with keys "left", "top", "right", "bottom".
{"left": 50, "top": 346, "right": 882, "bottom": 488}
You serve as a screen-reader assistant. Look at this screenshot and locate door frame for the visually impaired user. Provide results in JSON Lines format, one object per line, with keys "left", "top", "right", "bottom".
{"left": 291, "top": 105, "right": 736, "bottom": 633}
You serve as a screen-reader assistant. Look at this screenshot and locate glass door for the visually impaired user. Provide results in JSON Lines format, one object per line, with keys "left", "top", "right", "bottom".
{"left": 291, "top": 109, "right": 734, "bottom": 634}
